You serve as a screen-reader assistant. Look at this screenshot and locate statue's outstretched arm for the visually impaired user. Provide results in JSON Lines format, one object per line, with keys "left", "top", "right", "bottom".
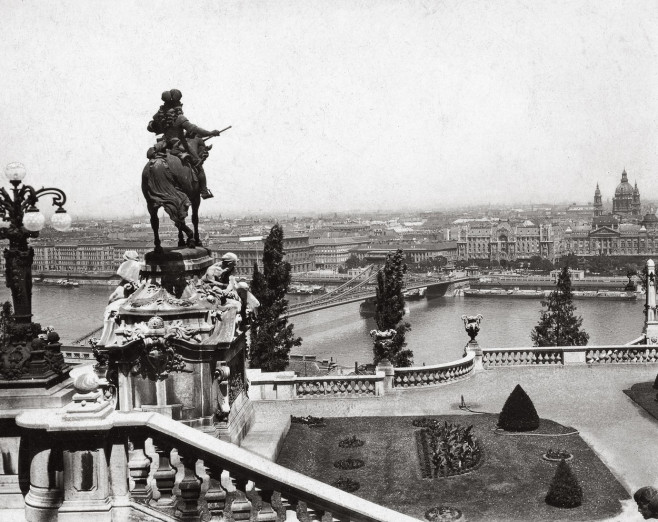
{"left": 180, "top": 117, "right": 220, "bottom": 137}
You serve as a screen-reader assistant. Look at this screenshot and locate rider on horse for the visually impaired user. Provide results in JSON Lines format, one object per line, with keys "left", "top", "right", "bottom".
{"left": 147, "top": 89, "right": 221, "bottom": 199}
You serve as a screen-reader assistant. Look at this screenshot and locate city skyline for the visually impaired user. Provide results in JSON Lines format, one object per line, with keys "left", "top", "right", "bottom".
{"left": 2, "top": 1, "right": 658, "bottom": 218}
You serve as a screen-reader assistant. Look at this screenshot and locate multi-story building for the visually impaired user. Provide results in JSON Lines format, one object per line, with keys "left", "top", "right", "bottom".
{"left": 561, "top": 212, "right": 658, "bottom": 257}
{"left": 310, "top": 237, "right": 371, "bottom": 271}
{"left": 349, "top": 241, "right": 458, "bottom": 264}
{"left": 456, "top": 221, "right": 555, "bottom": 262}
{"left": 209, "top": 235, "right": 314, "bottom": 276}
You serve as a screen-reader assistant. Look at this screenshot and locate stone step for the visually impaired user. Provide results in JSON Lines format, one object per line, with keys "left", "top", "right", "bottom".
{"left": 239, "top": 415, "right": 291, "bottom": 461}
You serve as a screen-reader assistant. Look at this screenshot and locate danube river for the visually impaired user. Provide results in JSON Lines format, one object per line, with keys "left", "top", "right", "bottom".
{"left": 2, "top": 285, "right": 646, "bottom": 369}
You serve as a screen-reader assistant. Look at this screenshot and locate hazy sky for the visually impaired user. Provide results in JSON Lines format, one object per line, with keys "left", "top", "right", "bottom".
{"left": 1, "top": 0, "right": 658, "bottom": 218}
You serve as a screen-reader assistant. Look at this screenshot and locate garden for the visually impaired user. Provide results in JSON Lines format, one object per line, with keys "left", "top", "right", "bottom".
{"left": 277, "top": 387, "right": 629, "bottom": 521}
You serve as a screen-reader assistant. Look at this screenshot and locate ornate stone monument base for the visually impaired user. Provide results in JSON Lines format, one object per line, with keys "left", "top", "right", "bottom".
{"left": 98, "top": 246, "right": 255, "bottom": 444}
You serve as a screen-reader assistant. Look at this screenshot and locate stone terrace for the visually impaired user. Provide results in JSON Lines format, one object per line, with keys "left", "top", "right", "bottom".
{"left": 251, "top": 364, "right": 658, "bottom": 495}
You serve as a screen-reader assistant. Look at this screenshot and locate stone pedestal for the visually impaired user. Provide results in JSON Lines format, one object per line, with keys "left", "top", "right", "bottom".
{"left": 464, "top": 342, "right": 483, "bottom": 371}
{"left": 375, "top": 359, "right": 395, "bottom": 393}
{"left": 98, "top": 247, "right": 254, "bottom": 443}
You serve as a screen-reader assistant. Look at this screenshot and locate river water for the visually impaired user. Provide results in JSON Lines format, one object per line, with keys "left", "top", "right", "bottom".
{"left": 2, "top": 286, "right": 646, "bottom": 369}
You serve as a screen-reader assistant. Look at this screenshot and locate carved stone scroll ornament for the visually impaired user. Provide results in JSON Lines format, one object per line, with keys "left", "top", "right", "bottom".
{"left": 211, "top": 365, "right": 231, "bottom": 421}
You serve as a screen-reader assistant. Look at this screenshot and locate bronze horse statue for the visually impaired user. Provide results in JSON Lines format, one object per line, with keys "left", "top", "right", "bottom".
{"left": 141, "top": 136, "right": 212, "bottom": 252}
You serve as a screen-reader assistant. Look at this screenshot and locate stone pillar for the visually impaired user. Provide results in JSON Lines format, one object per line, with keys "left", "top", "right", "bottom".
{"left": 375, "top": 359, "right": 394, "bottom": 394}
{"left": 57, "top": 433, "right": 112, "bottom": 522}
{"left": 108, "top": 436, "right": 131, "bottom": 519}
{"left": 645, "top": 260, "right": 658, "bottom": 344}
{"left": 24, "top": 433, "right": 62, "bottom": 522}
{"left": 464, "top": 341, "right": 484, "bottom": 372}
{"left": 117, "top": 364, "right": 134, "bottom": 413}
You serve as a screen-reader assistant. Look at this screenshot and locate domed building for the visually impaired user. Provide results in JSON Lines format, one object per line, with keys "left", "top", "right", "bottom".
{"left": 612, "top": 169, "right": 641, "bottom": 217}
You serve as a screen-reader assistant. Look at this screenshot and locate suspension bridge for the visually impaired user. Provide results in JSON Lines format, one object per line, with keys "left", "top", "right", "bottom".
{"left": 68, "top": 266, "right": 471, "bottom": 348}
{"left": 287, "top": 265, "right": 472, "bottom": 317}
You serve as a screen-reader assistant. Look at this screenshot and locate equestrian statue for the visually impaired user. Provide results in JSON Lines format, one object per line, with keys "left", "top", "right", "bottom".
{"left": 142, "top": 89, "right": 230, "bottom": 252}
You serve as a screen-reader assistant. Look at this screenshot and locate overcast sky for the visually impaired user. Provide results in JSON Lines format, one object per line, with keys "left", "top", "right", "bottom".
{"left": 1, "top": 0, "right": 657, "bottom": 218}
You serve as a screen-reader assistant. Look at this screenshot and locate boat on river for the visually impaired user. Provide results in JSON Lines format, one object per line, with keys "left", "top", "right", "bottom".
{"left": 403, "top": 287, "right": 426, "bottom": 300}
{"left": 464, "top": 288, "right": 546, "bottom": 299}
{"left": 573, "top": 290, "right": 636, "bottom": 301}
{"left": 289, "top": 284, "right": 325, "bottom": 295}
{"left": 464, "top": 288, "right": 636, "bottom": 301}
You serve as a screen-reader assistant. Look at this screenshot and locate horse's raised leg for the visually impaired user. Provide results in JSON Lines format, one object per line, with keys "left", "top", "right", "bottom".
{"left": 192, "top": 197, "right": 201, "bottom": 246}
{"left": 149, "top": 204, "right": 163, "bottom": 254}
{"left": 178, "top": 228, "right": 185, "bottom": 248}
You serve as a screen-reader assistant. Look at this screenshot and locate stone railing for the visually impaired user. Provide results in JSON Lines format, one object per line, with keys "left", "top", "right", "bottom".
{"left": 61, "top": 345, "right": 94, "bottom": 364}
{"left": 482, "top": 345, "right": 658, "bottom": 368}
{"left": 392, "top": 353, "right": 475, "bottom": 388}
{"left": 295, "top": 375, "right": 383, "bottom": 398}
{"left": 14, "top": 409, "right": 418, "bottom": 522}
{"left": 585, "top": 346, "right": 658, "bottom": 364}
{"left": 482, "top": 348, "right": 564, "bottom": 368}
{"left": 248, "top": 369, "right": 385, "bottom": 400}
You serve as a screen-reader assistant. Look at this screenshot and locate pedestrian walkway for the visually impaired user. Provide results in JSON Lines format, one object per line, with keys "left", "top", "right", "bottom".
{"left": 252, "top": 364, "right": 658, "bottom": 496}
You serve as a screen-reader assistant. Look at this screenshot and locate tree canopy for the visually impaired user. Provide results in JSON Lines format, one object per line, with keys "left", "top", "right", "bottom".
{"left": 249, "top": 224, "right": 302, "bottom": 371}
{"left": 531, "top": 266, "right": 589, "bottom": 347}
{"left": 372, "top": 249, "right": 413, "bottom": 367}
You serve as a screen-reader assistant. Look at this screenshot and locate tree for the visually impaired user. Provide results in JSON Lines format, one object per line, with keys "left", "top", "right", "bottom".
{"left": 249, "top": 224, "right": 302, "bottom": 371}
{"left": 344, "top": 254, "right": 361, "bottom": 270}
{"left": 373, "top": 249, "right": 412, "bottom": 367}
{"left": 545, "top": 459, "right": 583, "bottom": 508}
{"left": 497, "top": 384, "right": 540, "bottom": 431}
{"left": 559, "top": 252, "right": 580, "bottom": 270}
{"left": 531, "top": 266, "right": 589, "bottom": 347}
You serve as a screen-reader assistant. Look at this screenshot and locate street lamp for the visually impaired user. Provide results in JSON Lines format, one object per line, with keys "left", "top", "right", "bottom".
{"left": 0, "top": 162, "right": 71, "bottom": 323}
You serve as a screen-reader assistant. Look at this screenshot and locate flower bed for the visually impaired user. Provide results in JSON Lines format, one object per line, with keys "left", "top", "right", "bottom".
{"left": 331, "top": 476, "right": 360, "bottom": 492}
{"left": 291, "top": 415, "right": 326, "bottom": 428}
{"left": 334, "top": 457, "right": 365, "bottom": 470}
{"left": 414, "top": 418, "right": 482, "bottom": 478}
{"left": 338, "top": 435, "right": 365, "bottom": 448}
{"left": 543, "top": 448, "right": 573, "bottom": 462}
{"left": 425, "top": 506, "right": 463, "bottom": 521}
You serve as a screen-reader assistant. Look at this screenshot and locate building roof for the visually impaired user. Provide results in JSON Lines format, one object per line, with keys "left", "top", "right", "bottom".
{"left": 615, "top": 169, "right": 634, "bottom": 197}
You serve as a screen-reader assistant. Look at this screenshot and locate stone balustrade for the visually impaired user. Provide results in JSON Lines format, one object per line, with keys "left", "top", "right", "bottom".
{"left": 482, "top": 345, "right": 658, "bottom": 368}
{"left": 15, "top": 409, "right": 417, "bottom": 522}
{"left": 392, "top": 353, "right": 475, "bottom": 388}
{"left": 585, "top": 346, "right": 658, "bottom": 364}
{"left": 482, "top": 348, "right": 564, "bottom": 368}
{"left": 248, "top": 369, "right": 385, "bottom": 400}
{"left": 61, "top": 345, "right": 94, "bottom": 364}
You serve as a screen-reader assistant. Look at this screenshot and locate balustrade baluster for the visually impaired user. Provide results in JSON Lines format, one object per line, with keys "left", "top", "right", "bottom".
{"left": 151, "top": 439, "right": 176, "bottom": 507}
{"left": 205, "top": 462, "right": 228, "bottom": 520}
{"left": 230, "top": 475, "right": 253, "bottom": 520}
{"left": 254, "top": 486, "right": 277, "bottom": 521}
{"left": 306, "top": 502, "right": 326, "bottom": 521}
{"left": 281, "top": 495, "right": 303, "bottom": 521}
{"left": 127, "top": 434, "right": 152, "bottom": 503}
{"left": 177, "top": 452, "right": 202, "bottom": 519}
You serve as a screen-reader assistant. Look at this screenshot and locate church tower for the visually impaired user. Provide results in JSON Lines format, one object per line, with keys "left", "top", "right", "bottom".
{"left": 593, "top": 183, "right": 603, "bottom": 216}
{"left": 632, "top": 181, "right": 641, "bottom": 216}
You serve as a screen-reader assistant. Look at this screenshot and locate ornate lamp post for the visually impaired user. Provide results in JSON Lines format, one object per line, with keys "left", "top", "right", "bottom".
{"left": 0, "top": 162, "right": 72, "bottom": 323}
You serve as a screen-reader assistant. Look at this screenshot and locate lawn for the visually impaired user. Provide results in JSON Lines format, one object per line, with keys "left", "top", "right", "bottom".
{"left": 276, "top": 414, "right": 629, "bottom": 521}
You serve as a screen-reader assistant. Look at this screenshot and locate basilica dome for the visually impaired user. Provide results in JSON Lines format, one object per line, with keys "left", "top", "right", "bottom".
{"left": 615, "top": 169, "right": 633, "bottom": 196}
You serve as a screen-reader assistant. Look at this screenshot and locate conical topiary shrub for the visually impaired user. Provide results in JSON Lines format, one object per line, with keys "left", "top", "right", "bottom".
{"left": 545, "top": 459, "right": 583, "bottom": 508}
{"left": 653, "top": 373, "right": 658, "bottom": 390}
{"left": 497, "top": 384, "right": 540, "bottom": 431}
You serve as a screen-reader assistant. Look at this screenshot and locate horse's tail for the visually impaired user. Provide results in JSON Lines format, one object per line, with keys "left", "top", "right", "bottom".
{"left": 142, "top": 158, "right": 191, "bottom": 226}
